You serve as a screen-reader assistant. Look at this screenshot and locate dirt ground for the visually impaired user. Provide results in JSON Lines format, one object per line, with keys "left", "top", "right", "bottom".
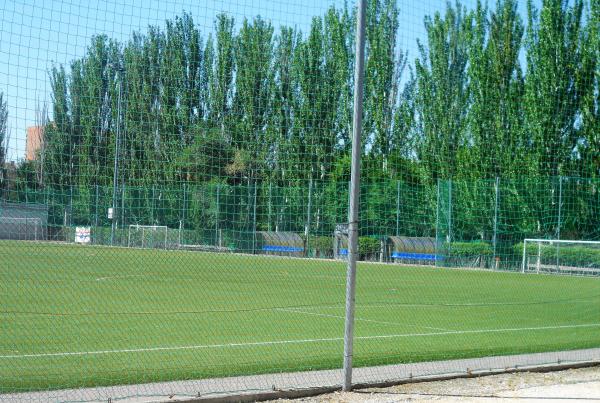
{"left": 278, "top": 366, "right": 600, "bottom": 402}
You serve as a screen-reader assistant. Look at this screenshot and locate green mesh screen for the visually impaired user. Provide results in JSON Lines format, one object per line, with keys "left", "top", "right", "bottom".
{"left": 1, "top": 0, "right": 600, "bottom": 400}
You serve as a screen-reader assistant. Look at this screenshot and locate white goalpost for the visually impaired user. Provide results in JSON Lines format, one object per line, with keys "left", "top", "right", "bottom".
{"left": 521, "top": 238, "right": 600, "bottom": 275}
{"left": 0, "top": 217, "right": 43, "bottom": 240}
{"left": 127, "top": 225, "right": 168, "bottom": 249}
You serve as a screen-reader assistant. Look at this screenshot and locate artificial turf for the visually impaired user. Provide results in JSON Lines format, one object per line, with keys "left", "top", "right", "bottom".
{"left": 1, "top": 240, "right": 600, "bottom": 393}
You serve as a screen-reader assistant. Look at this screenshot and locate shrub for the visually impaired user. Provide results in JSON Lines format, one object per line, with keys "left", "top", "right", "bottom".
{"left": 359, "top": 236, "right": 380, "bottom": 256}
{"left": 307, "top": 235, "right": 334, "bottom": 257}
{"left": 446, "top": 241, "right": 492, "bottom": 257}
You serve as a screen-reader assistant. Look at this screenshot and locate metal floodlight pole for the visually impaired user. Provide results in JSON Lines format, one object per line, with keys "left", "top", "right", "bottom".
{"left": 342, "top": 0, "right": 367, "bottom": 392}
{"left": 111, "top": 66, "right": 124, "bottom": 246}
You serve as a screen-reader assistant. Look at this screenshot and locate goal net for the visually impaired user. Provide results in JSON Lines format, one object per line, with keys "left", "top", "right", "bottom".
{"left": 127, "top": 225, "right": 168, "bottom": 249}
{"left": 521, "top": 239, "right": 600, "bottom": 276}
{"left": 0, "top": 217, "right": 43, "bottom": 241}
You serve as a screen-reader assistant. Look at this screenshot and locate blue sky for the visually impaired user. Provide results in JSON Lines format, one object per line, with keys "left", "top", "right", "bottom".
{"left": 0, "top": 0, "right": 538, "bottom": 161}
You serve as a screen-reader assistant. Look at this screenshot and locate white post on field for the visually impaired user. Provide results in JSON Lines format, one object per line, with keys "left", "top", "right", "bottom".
{"left": 537, "top": 241, "right": 542, "bottom": 274}
{"left": 342, "top": 0, "right": 367, "bottom": 392}
{"left": 521, "top": 239, "right": 527, "bottom": 273}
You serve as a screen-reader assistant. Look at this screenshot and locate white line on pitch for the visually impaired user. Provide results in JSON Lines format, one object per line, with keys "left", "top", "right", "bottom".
{"left": 2, "top": 323, "right": 600, "bottom": 359}
{"left": 95, "top": 274, "right": 147, "bottom": 281}
{"left": 275, "top": 307, "right": 451, "bottom": 332}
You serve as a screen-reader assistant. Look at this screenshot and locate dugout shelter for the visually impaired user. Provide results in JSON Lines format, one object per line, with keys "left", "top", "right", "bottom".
{"left": 256, "top": 231, "right": 305, "bottom": 257}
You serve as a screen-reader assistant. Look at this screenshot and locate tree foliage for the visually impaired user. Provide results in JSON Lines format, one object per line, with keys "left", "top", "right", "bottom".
{"left": 9, "top": 0, "right": 600, "bottom": 240}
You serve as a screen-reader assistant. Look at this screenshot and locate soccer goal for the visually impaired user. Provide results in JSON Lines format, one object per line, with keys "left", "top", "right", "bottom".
{"left": 127, "top": 225, "right": 168, "bottom": 249}
{"left": 0, "top": 217, "right": 43, "bottom": 241}
{"left": 521, "top": 239, "right": 600, "bottom": 276}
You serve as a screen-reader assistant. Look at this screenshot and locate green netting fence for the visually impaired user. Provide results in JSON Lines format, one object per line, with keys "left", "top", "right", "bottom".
{"left": 3, "top": 175, "right": 599, "bottom": 269}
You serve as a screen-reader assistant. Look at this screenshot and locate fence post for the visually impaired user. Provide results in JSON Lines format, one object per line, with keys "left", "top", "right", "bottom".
{"left": 556, "top": 176, "right": 563, "bottom": 270}
{"left": 69, "top": 184, "right": 73, "bottom": 228}
{"left": 180, "top": 183, "right": 187, "bottom": 247}
{"left": 556, "top": 176, "right": 563, "bottom": 240}
{"left": 110, "top": 68, "right": 123, "bottom": 246}
{"left": 151, "top": 185, "right": 156, "bottom": 225}
{"left": 395, "top": 180, "right": 401, "bottom": 236}
{"left": 120, "top": 182, "right": 125, "bottom": 233}
{"left": 435, "top": 179, "right": 440, "bottom": 268}
{"left": 94, "top": 184, "right": 99, "bottom": 230}
{"left": 305, "top": 178, "right": 313, "bottom": 256}
{"left": 252, "top": 181, "right": 258, "bottom": 254}
{"left": 492, "top": 177, "right": 500, "bottom": 264}
{"left": 447, "top": 179, "right": 452, "bottom": 244}
{"left": 215, "top": 183, "right": 220, "bottom": 247}
{"left": 343, "top": 0, "right": 366, "bottom": 391}
{"left": 268, "top": 181, "right": 272, "bottom": 232}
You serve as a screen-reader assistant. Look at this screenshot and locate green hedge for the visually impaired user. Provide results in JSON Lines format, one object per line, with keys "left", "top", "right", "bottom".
{"left": 304, "top": 235, "right": 382, "bottom": 260}
{"left": 359, "top": 236, "right": 380, "bottom": 256}
{"left": 306, "top": 235, "right": 334, "bottom": 258}
{"left": 446, "top": 241, "right": 492, "bottom": 257}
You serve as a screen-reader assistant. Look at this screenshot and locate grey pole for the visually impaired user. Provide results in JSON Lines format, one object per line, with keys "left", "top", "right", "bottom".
{"left": 110, "top": 66, "right": 123, "bottom": 246}
{"left": 448, "top": 179, "right": 452, "bottom": 244}
{"left": 395, "top": 180, "right": 401, "bottom": 236}
{"left": 342, "top": 0, "right": 367, "bottom": 391}
{"left": 181, "top": 183, "right": 187, "bottom": 247}
{"left": 151, "top": 185, "right": 156, "bottom": 224}
{"left": 69, "top": 184, "right": 73, "bottom": 228}
{"left": 435, "top": 179, "right": 440, "bottom": 268}
{"left": 556, "top": 176, "right": 563, "bottom": 270}
{"left": 305, "top": 177, "right": 313, "bottom": 256}
{"left": 268, "top": 181, "right": 272, "bottom": 232}
{"left": 94, "top": 184, "right": 99, "bottom": 230}
{"left": 215, "top": 183, "right": 220, "bottom": 247}
{"left": 121, "top": 182, "right": 125, "bottom": 229}
{"left": 556, "top": 176, "right": 563, "bottom": 241}
{"left": 492, "top": 177, "right": 500, "bottom": 262}
{"left": 252, "top": 181, "right": 258, "bottom": 254}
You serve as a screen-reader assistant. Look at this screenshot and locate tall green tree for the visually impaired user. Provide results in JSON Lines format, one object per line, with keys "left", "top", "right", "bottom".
{"left": 415, "top": 2, "right": 472, "bottom": 180}
{"left": 294, "top": 10, "right": 350, "bottom": 183}
{"left": 467, "top": 0, "right": 526, "bottom": 179}
{"left": 231, "top": 16, "right": 275, "bottom": 182}
{"left": 364, "top": 0, "right": 403, "bottom": 165}
{"left": 579, "top": 0, "right": 600, "bottom": 177}
{"left": 209, "top": 14, "right": 236, "bottom": 139}
{"left": 271, "top": 26, "right": 300, "bottom": 184}
{"left": 43, "top": 65, "right": 71, "bottom": 189}
{"left": 524, "top": 0, "right": 591, "bottom": 177}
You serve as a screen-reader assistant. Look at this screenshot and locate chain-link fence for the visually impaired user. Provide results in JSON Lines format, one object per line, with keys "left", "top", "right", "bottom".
{"left": 2, "top": 176, "right": 598, "bottom": 267}
{"left": 1, "top": 0, "right": 600, "bottom": 400}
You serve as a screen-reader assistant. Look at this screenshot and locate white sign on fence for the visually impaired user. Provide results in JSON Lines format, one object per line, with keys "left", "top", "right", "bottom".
{"left": 335, "top": 223, "right": 349, "bottom": 236}
{"left": 75, "top": 227, "right": 91, "bottom": 244}
{"left": 107, "top": 208, "right": 114, "bottom": 219}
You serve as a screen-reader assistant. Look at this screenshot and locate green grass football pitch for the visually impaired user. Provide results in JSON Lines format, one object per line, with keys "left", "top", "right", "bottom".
{"left": 1, "top": 240, "right": 600, "bottom": 393}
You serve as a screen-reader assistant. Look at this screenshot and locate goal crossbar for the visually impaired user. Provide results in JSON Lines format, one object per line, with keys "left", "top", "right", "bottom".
{"left": 521, "top": 238, "right": 600, "bottom": 274}
{"left": 522, "top": 238, "right": 600, "bottom": 245}
{"left": 127, "top": 225, "right": 168, "bottom": 249}
{"left": 0, "top": 217, "right": 43, "bottom": 240}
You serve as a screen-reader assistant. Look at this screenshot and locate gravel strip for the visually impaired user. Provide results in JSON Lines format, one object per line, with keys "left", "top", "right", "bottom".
{"left": 278, "top": 366, "right": 600, "bottom": 402}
